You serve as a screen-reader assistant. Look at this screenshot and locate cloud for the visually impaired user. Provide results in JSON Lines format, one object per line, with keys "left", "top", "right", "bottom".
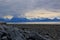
{"left": 24, "top": 9, "right": 60, "bottom": 19}
{"left": 0, "top": 0, "right": 60, "bottom": 18}
{"left": 3, "top": 15, "right": 13, "bottom": 20}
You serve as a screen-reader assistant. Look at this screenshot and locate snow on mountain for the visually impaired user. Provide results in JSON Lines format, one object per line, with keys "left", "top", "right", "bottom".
{"left": 0, "top": 16, "right": 60, "bottom": 22}
{"left": 3, "top": 15, "right": 13, "bottom": 20}
{"left": 6, "top": 17, "right": 60, "bottom": 22}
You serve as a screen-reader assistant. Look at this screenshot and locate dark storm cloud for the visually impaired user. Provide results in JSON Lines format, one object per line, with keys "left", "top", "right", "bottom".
{"left": 0, "top": 0, "right": 60, "bottom": 17}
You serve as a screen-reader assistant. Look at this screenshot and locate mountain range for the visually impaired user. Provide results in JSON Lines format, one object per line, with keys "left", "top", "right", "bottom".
{"left": 0, "top": 17, "right": 60, "bottom": 22}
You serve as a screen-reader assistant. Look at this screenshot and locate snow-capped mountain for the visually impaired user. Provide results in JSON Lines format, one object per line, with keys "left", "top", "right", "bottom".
{"left": 1, "top": 17, "right": 60, "bottom": 22}
{"left": 0, "top": 17, "right": 60, "bottom": 22}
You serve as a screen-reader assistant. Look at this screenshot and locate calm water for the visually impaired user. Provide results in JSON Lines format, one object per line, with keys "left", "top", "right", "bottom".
{"left": 6, "top": 22, "right": 60, "bottom": 24}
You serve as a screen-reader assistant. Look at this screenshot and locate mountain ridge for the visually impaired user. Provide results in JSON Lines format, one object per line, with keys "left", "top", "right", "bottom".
{"left": 0, "top": 17, "right": 60, "bottom": 22}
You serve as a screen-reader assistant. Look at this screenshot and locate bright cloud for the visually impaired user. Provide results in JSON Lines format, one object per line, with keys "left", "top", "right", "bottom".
{"left": 3, "top": 15, "right": 13, "bottom": 20}
{"left": 25, "top": 9, "right": 60, "bottom": 19}
{"left": 0, "top": 0, "right": 60, "bottom": 17}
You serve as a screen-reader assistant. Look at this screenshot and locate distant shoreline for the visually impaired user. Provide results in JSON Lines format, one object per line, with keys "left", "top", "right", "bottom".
{"left": 6, "top": 22, "right": 60, "bottom": 24}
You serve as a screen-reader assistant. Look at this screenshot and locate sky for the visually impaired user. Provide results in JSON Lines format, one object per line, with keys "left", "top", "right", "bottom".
{"left": 25, "top": 10, "right": 60, "bottom": 19}
{"left": 0, "top": 0, "right": 60, "bottom": 19}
